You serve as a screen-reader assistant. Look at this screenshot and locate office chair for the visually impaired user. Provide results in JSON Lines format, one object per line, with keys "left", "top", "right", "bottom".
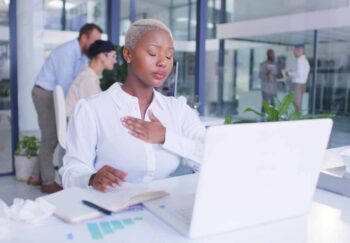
{"left": 53, "top": 85, "right": 67, "bottom": 150}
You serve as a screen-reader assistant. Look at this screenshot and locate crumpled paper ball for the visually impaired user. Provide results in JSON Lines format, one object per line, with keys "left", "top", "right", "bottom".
{"left": 0, "top": 198, "right": 56, "bottom": 225}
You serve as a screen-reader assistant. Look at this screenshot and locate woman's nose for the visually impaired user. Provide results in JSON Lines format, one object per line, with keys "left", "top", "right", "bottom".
{"left": 156, "top": 57, "right": 167, "bottom": 67}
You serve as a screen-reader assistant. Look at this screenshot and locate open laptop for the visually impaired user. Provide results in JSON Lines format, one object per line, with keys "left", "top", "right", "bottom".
{"left": 144, "top": 119, "right": 333, "bottom": 238}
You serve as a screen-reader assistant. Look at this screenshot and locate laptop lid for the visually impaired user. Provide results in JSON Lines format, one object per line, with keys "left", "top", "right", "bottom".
{"left": 189, "top": 119, "right": 333, "bottom": 238}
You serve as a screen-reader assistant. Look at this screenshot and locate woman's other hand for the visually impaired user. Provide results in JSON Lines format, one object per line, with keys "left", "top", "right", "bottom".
{"left": 89, "top": 165, "right": 128, "bottom": 192}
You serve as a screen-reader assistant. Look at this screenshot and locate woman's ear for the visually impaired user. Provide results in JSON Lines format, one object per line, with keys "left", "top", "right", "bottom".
{"left": 123, "top": 47, "right": 132, "bottom": 63}
{"left": 96, "top": 53, "right": 107, "bottom": 64}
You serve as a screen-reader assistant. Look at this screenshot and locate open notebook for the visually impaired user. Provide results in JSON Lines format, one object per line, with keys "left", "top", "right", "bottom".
{"left": 40, "top": 183, "right": 168, "bottom": 223}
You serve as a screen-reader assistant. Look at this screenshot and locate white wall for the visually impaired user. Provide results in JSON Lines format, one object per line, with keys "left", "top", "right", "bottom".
{"left": 16, "top": 0, "right": 44, "bottom": 133}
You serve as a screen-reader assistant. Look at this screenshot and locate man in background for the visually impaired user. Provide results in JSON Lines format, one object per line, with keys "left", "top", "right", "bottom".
{"left": 30, "top": 23, "right": 103, "bottom": 193}
{"left": 287, "top": 45, "right": 310, "bottom": 112}
{"left": 259, "top": 49, "right": 282, "bottom": 109}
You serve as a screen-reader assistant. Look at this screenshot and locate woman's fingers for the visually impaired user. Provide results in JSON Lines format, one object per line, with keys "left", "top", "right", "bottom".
{"left": 92, "top": 166, "right": 128, "bottom": 192}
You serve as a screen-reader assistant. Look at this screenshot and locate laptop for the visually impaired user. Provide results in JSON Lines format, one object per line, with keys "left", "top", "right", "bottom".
{"left": 144, "top": 119, "right": 333, "bottom": 238}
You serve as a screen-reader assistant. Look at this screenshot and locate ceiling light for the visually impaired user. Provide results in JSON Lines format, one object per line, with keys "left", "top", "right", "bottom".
{"left": 176, "top": 17, "right": 188, "bottom": 22}
{"left": 48, "top": 0, "right": 75, "bottom": 10}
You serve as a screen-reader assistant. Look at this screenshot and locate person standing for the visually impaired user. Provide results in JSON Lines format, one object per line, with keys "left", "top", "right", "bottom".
{"left": 65, "top": 40, "right": 116, "bottom": 116}
{"left": 259, "top": 49, "right": 282, "bottom": 108}
{"left": 30, "top": 23, "right": 103, "bottom": 193}
{"left": 287, "top": 45, "right": 310, "bottom": 112}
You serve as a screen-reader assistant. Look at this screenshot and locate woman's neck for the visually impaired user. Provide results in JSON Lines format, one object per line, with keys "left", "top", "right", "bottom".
{"left": 89, "top": 59, "right": 104, "bottom": 76}
{"left": 123, "top": 80, "right": 153, "bottom": 103}
{"left": 122, "top": 78, "right": 154, "bottom": 118}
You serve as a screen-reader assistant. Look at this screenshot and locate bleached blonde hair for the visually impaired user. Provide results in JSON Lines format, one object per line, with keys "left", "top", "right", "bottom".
{"left": 125, "top": 19, "right": 173, "bottom": 49}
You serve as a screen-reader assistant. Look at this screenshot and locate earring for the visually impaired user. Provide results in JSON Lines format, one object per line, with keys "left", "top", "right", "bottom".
{"left": 126, "top": 59, "right": 130, "bottom": 63}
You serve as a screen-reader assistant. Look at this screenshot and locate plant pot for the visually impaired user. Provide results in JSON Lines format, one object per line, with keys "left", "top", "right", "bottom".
{"left": 14, "top": 155, "right": 37, "bottom": 181}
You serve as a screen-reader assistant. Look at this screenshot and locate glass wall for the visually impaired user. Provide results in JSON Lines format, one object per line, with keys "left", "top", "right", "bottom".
{"left": 233, "top": 0, "right": 348, "bottom": 22}
{"left": 44, "top": 0, "right": 106, "bottom": 31}
{"left": 212, "top": 0, "right": 350, "bottom": 147}
{"left": 6, "top": 0, "right": 107, "bottom": 175}
{"left": 0, "top": 0, "right": 11, "bottom": 173}
{"left": 41, "top": 0, "right": 107, "bottom": 58}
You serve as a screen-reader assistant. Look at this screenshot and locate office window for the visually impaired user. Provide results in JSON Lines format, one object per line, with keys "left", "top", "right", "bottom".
{"left": 44, "top": 0, "right": 106, "bottom": 31}
{"left": 233, "top": 0, "right": 348, "bottom": 22}
{"left": 0, "top": 0, "right": 11, "bottom": 174}
{"left": 212, "top": 1, "right": 350, "bottom": 147}
{"left": 12, "top": 0, "right": 108, "bottom": 176}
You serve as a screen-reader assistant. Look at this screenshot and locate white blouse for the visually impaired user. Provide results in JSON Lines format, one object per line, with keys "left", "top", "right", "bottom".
{"left": 59, "top": 82, "right": 206, "bottom": 188}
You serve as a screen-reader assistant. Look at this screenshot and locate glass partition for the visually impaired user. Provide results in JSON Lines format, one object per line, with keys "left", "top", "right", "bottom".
{"left": 233, "top": 0, "right": 348, "bottom": 22}
{"left": 0, "top": 0, "right": 12, "bottom": 173}
{"left": 213, "top": 1, "right": 350, "bottom": 147}
{"left": 44, "top": 0, "right": 106, "bottom": 31}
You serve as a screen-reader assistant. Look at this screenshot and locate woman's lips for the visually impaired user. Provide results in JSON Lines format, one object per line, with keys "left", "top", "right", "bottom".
{"left": 153, "top": 71, "right": 166, "bottom": 80}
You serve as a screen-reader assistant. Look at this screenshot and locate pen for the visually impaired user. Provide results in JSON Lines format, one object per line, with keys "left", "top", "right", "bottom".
{"left": 82, "top": 200, "right": 113, "bottom": 215}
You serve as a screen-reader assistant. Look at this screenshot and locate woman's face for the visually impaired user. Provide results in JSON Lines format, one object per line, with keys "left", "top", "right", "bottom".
{"left": 100, "top": 50, "right": 116, "bottom": 70}
{"left": 125, "top": 29, "right": 174, "bottom": 88}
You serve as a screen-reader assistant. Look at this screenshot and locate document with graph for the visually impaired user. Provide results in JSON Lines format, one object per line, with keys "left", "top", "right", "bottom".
{"left": 41, "top": 183, "right": 169, "bottom": 223}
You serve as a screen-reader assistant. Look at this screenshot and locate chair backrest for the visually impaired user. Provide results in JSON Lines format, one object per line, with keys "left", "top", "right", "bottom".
{"left": 53, "top": 85, "right": 67, "bottom": 149}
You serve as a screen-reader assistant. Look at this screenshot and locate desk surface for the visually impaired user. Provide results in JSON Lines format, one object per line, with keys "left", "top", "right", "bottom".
{"left": 4, "top": 148, "right": 350, "bottom": 243}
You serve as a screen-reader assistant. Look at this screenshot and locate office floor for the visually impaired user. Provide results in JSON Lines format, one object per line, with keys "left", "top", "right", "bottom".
{"left": 0, "top": 115, "right": 350, "bottom": 206}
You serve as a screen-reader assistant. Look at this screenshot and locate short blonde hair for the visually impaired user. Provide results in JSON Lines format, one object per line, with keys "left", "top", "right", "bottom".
{"left": 125, "top": 19, "right": 173, "bottom": 48}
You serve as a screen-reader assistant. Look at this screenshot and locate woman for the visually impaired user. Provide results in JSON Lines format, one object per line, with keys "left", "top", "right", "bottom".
{"left": 60, "top": 19, "right": 206, "bottom": 192}
{"left": 65, "top": 40, "right": 116, "bottom": 116}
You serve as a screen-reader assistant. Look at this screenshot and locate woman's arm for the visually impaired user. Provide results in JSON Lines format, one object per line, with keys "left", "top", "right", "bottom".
{"left": 59, "top": 99, "right": 99, "bottom": 188}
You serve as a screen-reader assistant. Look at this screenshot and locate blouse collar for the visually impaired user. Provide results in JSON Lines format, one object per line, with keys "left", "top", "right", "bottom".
{"left": 107, "top": 82, "right": 167, "bottom": 111}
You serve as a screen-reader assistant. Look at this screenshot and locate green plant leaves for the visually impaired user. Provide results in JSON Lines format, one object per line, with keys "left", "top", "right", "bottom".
{"left": 289, "top": 111, "right": 302, "bottom": 120}
{"left": 224, "top": 92, "right": 335, "bottom": 124}
{"left": 224, "top": 115, "right": 233, "bottom": 125}
{"left": 16, "top": 136, "right": 39, "bottom": 159}
{"left": 277, "top": 92, "right": 294, "bottom": 117}
{"left": 243, "top": 108, "right": 262, "bottom": 117}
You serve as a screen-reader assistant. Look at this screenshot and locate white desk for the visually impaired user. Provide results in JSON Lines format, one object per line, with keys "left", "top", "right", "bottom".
{"left": 4, "top": 147, "right": 350, "bottom": 243}
{"left": 4, "top": 174, "right": 350, "bottom": 243}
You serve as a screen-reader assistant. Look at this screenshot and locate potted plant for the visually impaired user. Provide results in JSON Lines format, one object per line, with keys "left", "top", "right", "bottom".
{"left": 14, "top": 136, "right": 39, "bottom": 181}
{"left": 224, "top": 92, "right": 335, "bottom": 124}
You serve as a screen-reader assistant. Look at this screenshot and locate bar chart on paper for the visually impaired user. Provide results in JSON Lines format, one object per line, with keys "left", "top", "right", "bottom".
{"left": 85, "top": 205, "right": 145, "bottom": 240}
{"left": 19, "top": 204, "right": 186, "bottom": 243}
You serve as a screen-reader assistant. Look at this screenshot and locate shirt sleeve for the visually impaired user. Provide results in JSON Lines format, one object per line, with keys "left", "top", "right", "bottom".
{"left": 162, "top": 100, "right": 206, "bottom": 171}
{"left": 59, "top": 99, "right": 98, "bottom": 188}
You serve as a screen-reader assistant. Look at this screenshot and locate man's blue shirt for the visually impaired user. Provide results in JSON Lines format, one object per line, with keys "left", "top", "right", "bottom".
{"left": 35, "top": 39, "right": 89, "bottom": 95}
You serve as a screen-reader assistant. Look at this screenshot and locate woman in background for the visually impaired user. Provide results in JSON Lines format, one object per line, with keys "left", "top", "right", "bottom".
{"left": 65, "top": 40, "right": 116, "bottom": 116}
